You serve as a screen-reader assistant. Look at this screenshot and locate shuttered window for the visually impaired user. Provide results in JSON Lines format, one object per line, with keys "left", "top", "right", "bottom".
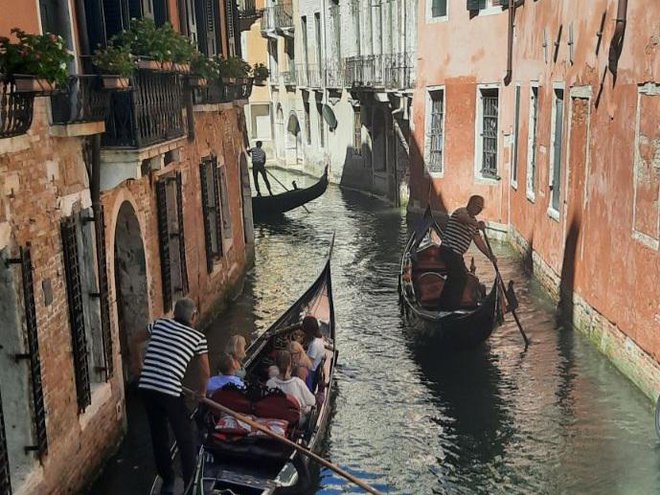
{"left": 0, "top": 390, "right": 11, "bottom": 495}
{"left": 156, "top": 174, "right": 189, "bottom": 312}
{"left": 200, "top": 157, "right": 224, "bottom": 273}
{"left": 94, "top": 206, "right": 114, "bottom": 379}
{"left": 18, "top": 248, "right": 48, "bottom": 457}
{"left": 61, "top": 217, "right": 92, "bottom": 413}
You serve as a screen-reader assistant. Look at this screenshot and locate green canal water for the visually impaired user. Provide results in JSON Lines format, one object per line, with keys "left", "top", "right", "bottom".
{"left": 89, "top": 171, "right": 660, "bottom": 495}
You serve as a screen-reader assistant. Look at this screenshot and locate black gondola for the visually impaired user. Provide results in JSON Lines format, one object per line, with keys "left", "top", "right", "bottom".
{"left": 188, "top": 239, "right": 336, "bottom": 495}
{"left": 399, "top": 208, "right": 504, "bottom": 350}
{"left": 252, "top": 167, "right": 329, "bottom": 220}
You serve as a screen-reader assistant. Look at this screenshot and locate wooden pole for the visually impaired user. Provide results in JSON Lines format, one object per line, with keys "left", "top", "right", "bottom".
{"left": 182, "top": 387, "right": 384, "bottom": 495}
{"left": 265, "top": 169, "right": 311, "bottom": 213}
{"left": 482, "top": 231, "right": 530, "bottom": 349}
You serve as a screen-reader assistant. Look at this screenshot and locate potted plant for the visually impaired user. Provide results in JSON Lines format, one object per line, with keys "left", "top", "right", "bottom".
{"left": 217, "top": 56, "right": 251, "bottom": 84}
{"left": 113, "top": 18, "right": 163, "bottom": 70}
{"left": 252, "top": 63, "right": 269, "bottom": 86}
{"left": 166, "top": 25, "right": 195, "bottom": 73}
{"left": 0, "top": 29, "right": 72, "bottom": 93}
{"left": 92, "top": 44, "right": 134, "bottom": 89}
{"left": 189, "top": 52, "right": 219, "bottom": 87}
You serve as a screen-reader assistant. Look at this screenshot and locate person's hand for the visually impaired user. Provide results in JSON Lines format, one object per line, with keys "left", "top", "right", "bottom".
{"left": 477, "top": 220, "right": 486, "bottom": 231}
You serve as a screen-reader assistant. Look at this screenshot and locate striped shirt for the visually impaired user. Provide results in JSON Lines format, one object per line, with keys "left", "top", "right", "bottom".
{"left": 138, "top": 318, "right": 208, "bottom": 397}
{"left": 441, "top": 208, "right": 478, "bottom": 256}
{"left": 250, "top": 147, "right": 266, "bottom": 164}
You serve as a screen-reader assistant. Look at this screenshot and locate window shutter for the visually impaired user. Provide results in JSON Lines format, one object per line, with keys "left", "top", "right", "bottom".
{"left": 200, "top": 161, "right": 215, "bottom": 273}
{"left": 211, "top": 157, "right": 224, "bottom": 256}
{"left": 94, "top": 205, "right": 114, "bottom": 379}
{"left": 0, "top": 390, "right": 11, "bottom": 494}
{"left": 466, "top": 0, "right": 481, "bottom": 10}
{"left": 19, "top": 248, "right": 48, "bottom": 457}
{"left": 175, "top": 172, "right": 189, "bottom": 294}
{"left": 61, "top": 217, "right": 92, "bottom": 413}
{"left": 156, "top": 180, "right": 172, "bottom": 312}
{"left": 194, "top": 0, "right": 209, "bottom": 55}
{"left": 103, "top": 0, "right": 129, "bottom": 38}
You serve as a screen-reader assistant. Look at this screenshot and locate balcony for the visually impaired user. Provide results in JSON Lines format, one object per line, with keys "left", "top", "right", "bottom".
{"left": 296, "top": 64, "right": 321, "bottom": 88}
{"left": 262, "top": 2, "right": 294, "bottom": 38}
{"left": 0, "top": 77, "right": 35, "bottom": 139}
{"left": 344, "top": 53, "right": 415, "bottom": 90}
{"left": 324, "top": 61, "right": 344, "bottom": 89}
{"left": 383, "top": 52, "right": 416, "bottom": 90}
{"left": 193, "top": 78, "right": 254, "bottom": 106}
{"left": 103, "top": 69, "right": 184, "bottom": 149}
{"left": 50, "top": 75, "right": 110, "bottom": 135}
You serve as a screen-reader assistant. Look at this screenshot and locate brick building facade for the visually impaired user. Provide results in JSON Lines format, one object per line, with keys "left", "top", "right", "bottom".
{"left": 410, "top": 0, "right": 660, "bottom": 400}
{"left": 0, "top": 1, "right": 254, "bottom": 493}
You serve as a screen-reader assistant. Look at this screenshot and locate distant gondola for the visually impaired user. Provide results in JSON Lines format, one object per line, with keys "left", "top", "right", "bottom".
{"left": 184, "top": 240, "right": 336, "bottom": 495}
{"left": 399, "top": 208, "right": 504, "bottom": 350}
{"left": 252, "top": 167, "right": 328, "bottom": 220}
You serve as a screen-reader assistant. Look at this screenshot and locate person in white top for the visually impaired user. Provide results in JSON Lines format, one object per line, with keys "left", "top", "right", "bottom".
{"left": 266, "top": 350, "right": 316, "bottom": 414}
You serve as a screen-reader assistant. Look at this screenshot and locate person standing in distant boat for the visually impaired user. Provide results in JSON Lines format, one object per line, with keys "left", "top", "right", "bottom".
{"left": 440, "top": 195, "right": 496, "bottom": 309}
{"left": 247, "top": 141, "right": 272, "bottom": 196}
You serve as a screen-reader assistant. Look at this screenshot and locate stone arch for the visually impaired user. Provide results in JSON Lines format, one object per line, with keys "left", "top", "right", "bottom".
{"left": 113, "top": 201, "right": 150, "bottom": 384}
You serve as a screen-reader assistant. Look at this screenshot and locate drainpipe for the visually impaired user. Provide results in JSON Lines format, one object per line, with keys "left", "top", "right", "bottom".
{"left": 503, "top": 0, "right": 515, "bottom": 86}
{"left": 608, "top": 0, "right": 628, "bottom": 75}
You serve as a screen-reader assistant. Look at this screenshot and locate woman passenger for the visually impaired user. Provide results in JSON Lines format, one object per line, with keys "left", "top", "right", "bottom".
{"left": 224, "top": 335, "right": 247, "bottom": 379}
{"left": 266, "top": 350, "right": 316, "bottom": 415}
{"left": 288, "top": 341, "right": 313, "bottom": 382}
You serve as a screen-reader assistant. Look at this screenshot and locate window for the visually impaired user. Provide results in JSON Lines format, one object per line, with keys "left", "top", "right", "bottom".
{"left": 476, "top": 87, "right": 499, "bottom": 179}
{"left": 511, "top": 85, "right": 521, "bottom": 187}
{"left": 200, "top": 156, "right": 224, "bottom": 272}
{"left": 550, "top": 87, "right": 565, "bottom": 214}
{"left": 468, "top": 0, "right": 504, "bottom": 12}
{"left": 268, "top": 39, "right": 279, "bottom": 80}
{"left": 429, "top": 0, "right": 447, "bottom": 19}
{"left": 353, "top": 107, "right": 362, "bottom": 155}
{"left": 218, "top": 164, "right": 233, "bottom": 240}
{"left": 304, "top": 101, "right": 311, "bottom": 145}
{"left": 156, "top": 173, "right": 189, "bottom": 312}
{"left": 527, "top": 85, "right": 539, "bottom": 200}
{"left": 317, "top": 104, "right": 325, "bottom": 147}
{"left": 425, "top": 88, "right": 445, "bottom": 175}
{"left": 61, "top": 211, "right": 107, "bottom": 412}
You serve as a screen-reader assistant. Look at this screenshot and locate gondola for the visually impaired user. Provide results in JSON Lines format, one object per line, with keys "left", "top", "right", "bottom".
{"left": 188, "top": 239, "right": 336, "bottom": 495}
{"left": 399, "top": 208, "right": 504, "bottom": 350}
{"left": 252, "top": 166, "right": 329, "bottom": 220}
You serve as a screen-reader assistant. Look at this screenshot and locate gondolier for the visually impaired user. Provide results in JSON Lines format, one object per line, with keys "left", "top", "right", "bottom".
{"left": 136, "top": 297, "right": 210, "bottom": 495}
{"left": 440, "top": 195, "right": 496, "bottom": 309}
{"left": 247, "top": 141, "right": 272, "bottom": 196}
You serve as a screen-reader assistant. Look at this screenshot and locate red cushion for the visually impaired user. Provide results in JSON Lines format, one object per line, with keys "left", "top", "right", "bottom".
{"left": 254, "top": 394, "right": 301, "bottom": 424}
{"left": 414, "top": 245, "right": 447, "bottom": 272}
{"left": 415, "top": 272, "right": 446, "bottom": 306}
{"left": 211, "top": 388, "right": 252, "bottom": 415}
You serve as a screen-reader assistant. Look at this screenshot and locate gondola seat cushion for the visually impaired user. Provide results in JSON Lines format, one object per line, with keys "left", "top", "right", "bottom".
{"left": 413, "top": 245, "right": 447, "bottom": 273}
{"left": 210, "top": 388, "right": 252, "bottom": 415}
{"left": 414, "top": 272, "right": 446, "bottom": 307}
{"left": 213, "top": 414, "right": 289, "bottom": 440}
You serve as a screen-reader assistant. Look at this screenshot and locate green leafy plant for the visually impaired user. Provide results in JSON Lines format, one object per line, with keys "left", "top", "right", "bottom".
{"left": 92, "top": 44, "right": 135, "bottom": 77}
{"left": 190, "top": 52, "right": 220, "bottom": 79}
{"left": 0, "top": 29, "right": 72, "bottom": 85}
{"left": 111, "top": 18, "right": 195, "bottom": 65}
{"left": 252, "top": 63, "right": 269, "bottom": 81}
{"left": 217, "top": 56, "right": 252, "bottom": 79}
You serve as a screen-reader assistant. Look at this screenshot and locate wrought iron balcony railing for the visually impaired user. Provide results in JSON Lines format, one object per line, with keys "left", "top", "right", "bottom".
{"left": 193, "top": 78, "right": 254, "bottom": 105}
{"left": 50, "top": 75, "right": 110, "bottom": 125}
{"left": 1, "top": 77, "right": 34, "bottom": 138}
{"left": 383, "top": 52, "right": 416, "bottom": 90}
{"left": 344, "top": 52, "right": 415, "bottom": 90}
{"left": 103, "top": 69, "right": 184, "bottom": 148}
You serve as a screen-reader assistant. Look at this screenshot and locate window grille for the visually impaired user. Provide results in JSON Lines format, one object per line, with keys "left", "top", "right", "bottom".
{"left": 93, "top": 206, "right": 113, "bottom": 379}
{"left": 481, "top": 90, "right": 499, "bottom": 178}
{"left": 156, "top": 180, "right": 173, "bottom": 311}
{"left": 19, "top": 248, "right": 48, "bottom": 457}
{"left": 551, "top": 89, "right": 564, "bottom": 211}
{"left": 175, "top": 172, "right": 189, "bottom": 294}
{"left": 428, "top": 90, "right": 444, "bottom": 173}
{"left": 200, "top": 157, "right": 223, "bottom": 273}
{"left": 527, "top": 87, "right": 539, "bottom": 195}
{"left": 61, "top": 217, "right": 91, "bottom": 412}
{"left": 512, "top": 86, "right": 521, "bottom": 184}
{"left": 211, "top": 162, "right": 224, "bottom": 254}
{"left": 218, "top": 166, "right": 232, "bottom": 238}
{"left": 0, "top": 389, "right": 11, "bottom": 494}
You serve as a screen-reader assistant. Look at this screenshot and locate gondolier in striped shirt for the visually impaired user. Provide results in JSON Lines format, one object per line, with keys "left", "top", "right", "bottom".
{"left": 136, "top": 297, "right": 210, "bottom": 495}
{"left": 247, "top": 140, "right": 272, "bottom": 196}
{"left": 440, "top": 195, "right": 497, "bottom": 309}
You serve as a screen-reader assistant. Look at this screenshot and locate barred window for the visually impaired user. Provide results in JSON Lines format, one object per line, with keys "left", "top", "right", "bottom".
{"left": 550, "top": 88, "right": 565, "bottom": 212}
{"left": 353, "top": 107, "right": 362, "bottom": 155}
{"left": 200, "top": 156, "right": 224, "bottom": 273}
{"left": 218, "top": 164, "right": 233, "bottom": 240}
{"left": 427, "top": 89, "right": 445, "bottom": 174}
{"left": 512, "top": 85, "right": 521, "bottom": 186}
{"left": 527, "top": 86, "right": 539, "bottom": 199}
{"left": 478, "top": 87, "right": 499, "bottom": 178}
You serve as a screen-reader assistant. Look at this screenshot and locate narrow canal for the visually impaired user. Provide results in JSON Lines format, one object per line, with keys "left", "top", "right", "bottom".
{"left": 90, "top": 171, "right": 660, "bottom": 495}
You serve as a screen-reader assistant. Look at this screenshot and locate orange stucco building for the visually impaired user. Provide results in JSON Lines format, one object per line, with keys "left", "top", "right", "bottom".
{"left": 410, "top": 0, "right": 659, "bottom": 400}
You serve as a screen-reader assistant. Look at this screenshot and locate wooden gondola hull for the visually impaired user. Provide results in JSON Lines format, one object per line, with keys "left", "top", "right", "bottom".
{"left": 252, "top": 170, "right": 328, "bottom": 220}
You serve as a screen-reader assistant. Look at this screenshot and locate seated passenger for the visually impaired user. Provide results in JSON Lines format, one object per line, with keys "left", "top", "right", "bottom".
{"left": 288, "top": 341, "right": 313, "bottom": 383}
{"left": 266, "top": 350, "right": 316, "bottom": 414}
{"left": 207, "top": 353, "right": 245, "bottom": 395}
{"left": 302, "top": 316, "right": 325, "bottom": 390}
{"left": 224, "top": 334, "right": 248, "bottom": 379}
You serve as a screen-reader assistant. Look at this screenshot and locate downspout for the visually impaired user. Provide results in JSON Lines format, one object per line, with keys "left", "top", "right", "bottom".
{"left": 608, "top": 0, "right": 628, "bottom": 75}
{"left": 503, "top": 0, "right": 515, "bottom": 86}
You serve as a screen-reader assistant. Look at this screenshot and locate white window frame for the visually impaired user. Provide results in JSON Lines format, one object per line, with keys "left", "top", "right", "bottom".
{"left": 424, "top": 85, "right": 446, "bottom": 177}
{"left": 526, "top": 82, "right": 540, "bottom": 203}
{"left": 478, "top": 0, "right": 505, "bottom": 16}
{"left": 511, "top": 83, "right": 521, "bottom": 189}
{"left": 548, "top": 83, "right": 565, "bottom": 221}
{"left": 426, "top": 0, "right": 448, "bottom": 23}
{"left": 474, "top": 83, "right": 501, "bottom": 183}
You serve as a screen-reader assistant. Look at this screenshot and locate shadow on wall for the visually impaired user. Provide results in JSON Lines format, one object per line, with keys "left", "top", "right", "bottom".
{"left": 557, "top": 212, "right": 581, "bottom": 328}
{"left": 408, "top": 129, "right": 448, "bottom": 214}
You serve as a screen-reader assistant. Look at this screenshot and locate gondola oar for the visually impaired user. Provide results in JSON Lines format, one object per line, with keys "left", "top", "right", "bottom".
{"left": 265, "top": 169, "right": 312, "bottom": 213}
{"left": 482, "top": 231, "right": 530, "bottom": 349}
{"left": 182, "top": 387, "right": 384, "bottom": 495}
